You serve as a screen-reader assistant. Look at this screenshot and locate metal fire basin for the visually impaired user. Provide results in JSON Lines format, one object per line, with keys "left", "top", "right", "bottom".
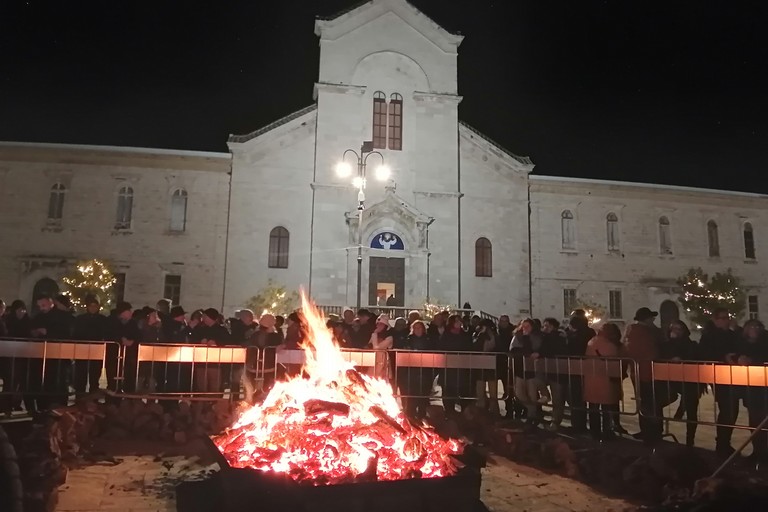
{"left": 199, "top": 438, "right": 483, "bottom": 512}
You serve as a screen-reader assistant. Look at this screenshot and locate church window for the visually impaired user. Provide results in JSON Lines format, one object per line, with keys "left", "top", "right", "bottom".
{"left": 163, "top": 274, "right": 182, "bottom": 306}
{"left": 268, "top": 226, "right": 289, "bottom": 269}
{"left": 606, "top": 212, "right": 620, "bottom": 252}
{"left": 169, "top": 189, "right": 188, "bottom": 233}
{"left": 659, "top": 216, "right": 672, "bottom": 254}
{"left": 388, "top": 93, "right": 403, "bottom": 151}
{"left": 561, "top": 210, "right": 575, "bottom": 250}
{"left": 47, "top": 183, "right": 66, "bottom": 222}
{"left": 372, "top": 91, "right": 387, "bottom": 149}
{"left": 115, "top": 185, "right": 134, "bottom": 230}
{"left": 475, "top": 237, "right": 492, "bottom": 277}
{"left": 563, "top": 288, "right": 577, "bottom": 318}
{"left": 744, "top": 222, "right": 756, "bottom": 260}
{"left": 707, "top": 220, "right": 719, "bottom": 257}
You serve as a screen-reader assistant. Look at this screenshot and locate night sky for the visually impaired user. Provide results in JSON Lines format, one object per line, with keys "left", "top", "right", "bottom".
{"left": 2, "top": 0, "right": 767, "bottom": 192}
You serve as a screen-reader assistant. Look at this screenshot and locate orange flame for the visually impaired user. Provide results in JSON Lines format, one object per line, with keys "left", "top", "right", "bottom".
{"left": 213, "top": 293, "right": 462, "bottom": 484}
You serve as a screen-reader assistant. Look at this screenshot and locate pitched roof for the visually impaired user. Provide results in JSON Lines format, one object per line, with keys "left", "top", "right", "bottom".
{"left": 316, "top": 0, "right": 462, "bottom": 37}
{"left": 228, "top": 104, "right": 317, "bottom": 144}
{"left": 459, "top": 121, "right": 533, "bottom": 167}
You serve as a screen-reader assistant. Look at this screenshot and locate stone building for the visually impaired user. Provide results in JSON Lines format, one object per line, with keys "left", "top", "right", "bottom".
{"left": 0, "top": 0, "right": 765, "bottom": 325}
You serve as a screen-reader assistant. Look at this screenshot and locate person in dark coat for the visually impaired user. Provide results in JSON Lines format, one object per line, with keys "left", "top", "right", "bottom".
{"left": 162, "top": 305, "right": 192, "bottom": 395}
{"left": 699, "top": 307, "right": 742, "bottom": 456}
{"left": 190, "top": 308, "right": 231, "bottom": 394}
{"left": 72, "top": 295, "right": 109, "bottom": 395}
{"left": 735, "top": 319, "right": 768, "bottom": 463}
{"left": 564, "top": 315, "right": 593, "bottom": 432}
{"left": 397, "top": 320, "right": 435, "bottom": 420}
{"left": 30, "top": 295, "right": 73, "bottom": 409}
{"left": 663, "top": 320, "right": 703, "bottom": 447}
{"left": 108, "top": 302, "right": 141, "bottom": 393}
{"left": 440, "top": 314, "right": 473, "bottom": 415}
{"left": 540, "top": 317, "right": 568, "bottom": 430}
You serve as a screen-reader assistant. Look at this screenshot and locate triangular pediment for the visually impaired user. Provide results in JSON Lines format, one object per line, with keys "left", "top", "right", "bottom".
{"left": 315, "top": 0, "right": 463, "bottom": 52}
{"left": 345, "top": 186, "right": 434, "bottom": 250}
{"left": 346, "top": 186, "right": 433, "bottom": 225}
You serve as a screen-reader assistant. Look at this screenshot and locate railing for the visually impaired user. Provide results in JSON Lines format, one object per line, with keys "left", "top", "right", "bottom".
{"left": 317, "top": 305, "right": 498, "bottom": 323}
{"left": 2, "top": 337, "right": 767, "bottom": 456}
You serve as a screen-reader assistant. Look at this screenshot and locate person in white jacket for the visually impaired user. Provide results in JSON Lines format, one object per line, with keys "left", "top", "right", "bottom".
{"left": 369, "top": 314, "right": 394, "bottom": 380}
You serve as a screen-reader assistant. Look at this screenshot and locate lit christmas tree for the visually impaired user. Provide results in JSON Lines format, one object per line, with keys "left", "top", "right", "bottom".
{"left": 575, "top": 299, "right": 605, "bottom": 326}
{"left": 677, "top": 267, "right": 745, "bottom": 327}
{"left": 245, "top": 280, "right": 300, "bottom": 316}
{"left": 60, "top": 259, "right": 117, "bottom": 312}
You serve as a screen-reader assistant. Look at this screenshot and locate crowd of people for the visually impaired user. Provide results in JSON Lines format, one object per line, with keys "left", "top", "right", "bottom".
{"left": 0, "top": 294, "right": 767, "bottom": 461}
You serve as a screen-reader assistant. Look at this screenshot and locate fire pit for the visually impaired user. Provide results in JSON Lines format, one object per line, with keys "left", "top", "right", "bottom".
{"left": 198, "top": 437, "right": 482, "bottom": 512}
{"left": 189, "top": 295, "right": 483, "bottom": 511}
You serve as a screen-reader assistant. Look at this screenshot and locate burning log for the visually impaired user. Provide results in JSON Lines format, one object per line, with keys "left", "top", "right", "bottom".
{"left": 304, "top": 400, "right": 350, "bottom": 417}
{"left": 369, "top": 405, "right": 407, "bottom": 435}
{"left": 345, "top": 368, "right": 369, "bottom": 391}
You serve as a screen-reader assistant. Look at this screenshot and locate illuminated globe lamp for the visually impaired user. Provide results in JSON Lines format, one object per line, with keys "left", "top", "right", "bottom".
{"left": 374, "top": 164, "right": 391, "bottom": 181}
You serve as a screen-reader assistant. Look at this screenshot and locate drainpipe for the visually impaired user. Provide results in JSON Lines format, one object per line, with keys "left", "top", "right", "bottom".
{"left": 308, "top": 106, "right": 319, "bottom": 296}
{"left": 527, "top": 180, "right": 533, "bottom": 315}
{"left": 425, "top": 218, "right": 435, "bottom": 302}
{"left": 456, "top": 122, "right": 462, "bottom": 308}
{"left": 220, "top": 153, "right": 234, "bottom": 312}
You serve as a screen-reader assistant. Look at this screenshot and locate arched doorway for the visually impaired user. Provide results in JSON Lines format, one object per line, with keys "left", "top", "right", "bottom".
{"left": 659, "top": 300, "right": 679, "bottom": 332}
{"left": 31, "top": 277, "right": 60, "bottom": 313}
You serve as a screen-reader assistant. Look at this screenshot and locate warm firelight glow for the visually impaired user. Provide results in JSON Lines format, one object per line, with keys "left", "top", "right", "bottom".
{"left": 213, "top": 293, "right": 463, "bottom": 485}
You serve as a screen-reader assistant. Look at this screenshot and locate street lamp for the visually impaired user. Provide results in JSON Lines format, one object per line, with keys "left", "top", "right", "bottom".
{"left": 336, "top": 141, "right": 389, "bottom": 309}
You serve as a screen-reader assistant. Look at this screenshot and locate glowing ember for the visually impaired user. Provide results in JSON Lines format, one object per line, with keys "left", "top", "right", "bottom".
{"left": 213, "top": 293, "right": 463, "bottom": 485}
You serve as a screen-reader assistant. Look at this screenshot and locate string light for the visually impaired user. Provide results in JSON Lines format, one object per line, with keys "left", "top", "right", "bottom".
{"left": 677, "top": 267, "right": 745, "bottom": 326}
{"left": 61, "top": 258, "right": 117, "bottom": 311}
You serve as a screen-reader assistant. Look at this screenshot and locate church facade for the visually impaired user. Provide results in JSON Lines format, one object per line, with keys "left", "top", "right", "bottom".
{"left": 1, "top": 0, "right": 766, "bottom": 328}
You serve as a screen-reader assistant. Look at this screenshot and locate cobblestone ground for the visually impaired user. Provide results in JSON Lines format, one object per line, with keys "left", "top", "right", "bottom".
{"left": 55, "top": 454, "right": 633, "bottom": 512}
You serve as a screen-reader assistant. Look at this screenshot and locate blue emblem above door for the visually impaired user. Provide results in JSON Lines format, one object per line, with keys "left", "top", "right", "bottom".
{"left": 370, "top": 232, "right": 404, "bottom": 250}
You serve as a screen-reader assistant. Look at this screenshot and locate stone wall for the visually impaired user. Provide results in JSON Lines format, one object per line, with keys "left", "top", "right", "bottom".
{"left": 530, "top": 176, "right": 768, "bottom": 324}
{"left": 0, "top": 143, "right": 230, "bottom": 311}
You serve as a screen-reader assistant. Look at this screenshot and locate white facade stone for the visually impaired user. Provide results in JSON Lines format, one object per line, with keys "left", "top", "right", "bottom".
{"left": 1, "top": 0, "right": 766, "bottom": 324}
{"left": 0, "top": 143, "right": 230, "bottom": 311}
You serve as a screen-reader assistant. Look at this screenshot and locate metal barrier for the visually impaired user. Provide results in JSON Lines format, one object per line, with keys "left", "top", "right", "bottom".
{"left": 130, "top": 343, "right": 249, "bottom": 400}
{"left": 3, "top": 336, "right": 765, "bottom": 454}
{"left": 642, "top": 360, "right": 768, "bottom": 445}
{"left": 0, "top": 338, "right": 119, "bottom": 414}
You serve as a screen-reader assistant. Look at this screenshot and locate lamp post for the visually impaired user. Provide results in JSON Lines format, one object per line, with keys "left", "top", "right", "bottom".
{"left": 336, "top": 141, "right": 389, "bottom": 310}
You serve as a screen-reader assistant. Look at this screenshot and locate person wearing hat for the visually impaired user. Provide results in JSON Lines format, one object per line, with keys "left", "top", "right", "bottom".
{"left": 156, "top": 305, "right": 192, "bottom": 399}
{"left": 625, "top": 306, "right": 665, "bottom": 443}
{"left": 370, "top": 314, "right": 394, "bottom": 381}
{"left": 29, "top": 294, "right": 74, "bottom": 409}
{"left": 72, "top": 295, "right": 108, "bottom": 395}
{"left": 189, "top": 308, "right": 230, "bottom": 394}
{"left": 106, "top": 301, "right": 141, "bottom": 393}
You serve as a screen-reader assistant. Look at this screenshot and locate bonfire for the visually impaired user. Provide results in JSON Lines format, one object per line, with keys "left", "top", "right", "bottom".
{"left": 213, "top": 294, "right": 463, "bottom": 485}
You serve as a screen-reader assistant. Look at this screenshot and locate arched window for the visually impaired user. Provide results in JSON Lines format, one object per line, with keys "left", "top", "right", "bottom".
{"left": 115, "top": 185, "right": 134, "bottom": 230}
{"left": 47, "top": 183, "right": 66, "bottom": 221}
{"left": 388, "top": 93, "right": 403, "bottom": 151}
{"left": 659, "top": 216, "right": 672, "bottom": 254}
{"left": 707, "top": 220, "right": 720, "bottom": 257}
{"left": 170, "top": 189, "right": 188, "bottom": 232}
{"left": 744, "top": 222, "right": 756, "bottom": 260}
{"left": 561, "top": 210, "right": 575, "bottom": 250}
{"left": 606, "top": 212, "right": 620, "bottom": 251}
{"left": 475, "top": 237, "right": 492, "bottom": 277}
{"left": 372, "top": 91, "right": 387, "bottom": 149}
{"left": 268, "top": 226, "right": 289, "bottom": 269}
